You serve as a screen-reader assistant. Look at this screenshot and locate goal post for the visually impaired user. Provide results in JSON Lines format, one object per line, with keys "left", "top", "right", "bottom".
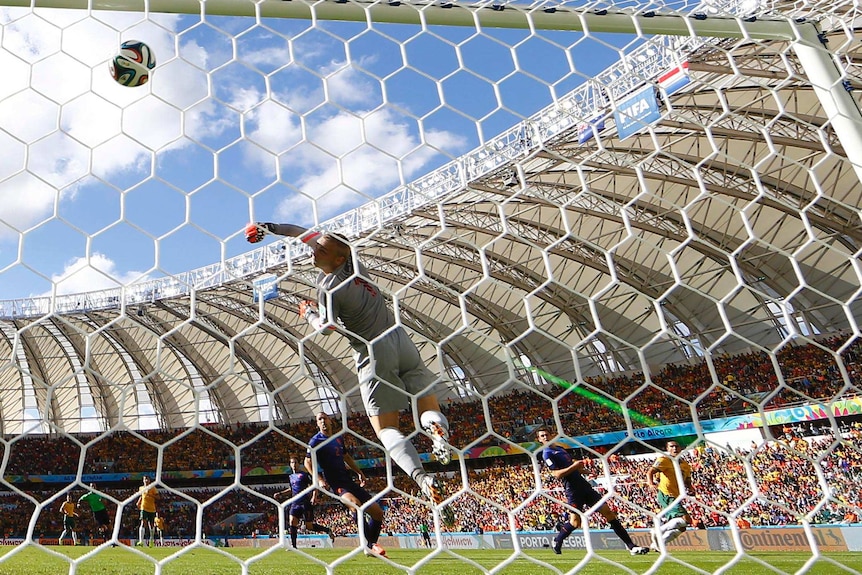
{"left": 2, "top": 0, "right": 805, "bottom": 37}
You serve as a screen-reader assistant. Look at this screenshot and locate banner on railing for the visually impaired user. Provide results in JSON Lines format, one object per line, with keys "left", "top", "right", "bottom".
{"left": 614, "top": 85, "right": 661, "bottom": 140}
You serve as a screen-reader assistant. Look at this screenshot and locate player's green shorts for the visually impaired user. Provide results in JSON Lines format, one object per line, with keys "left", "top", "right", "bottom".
{"left": 140, "top": 510, "right": 156, "bottom": 522}
{"left": 658, "top": 491, "right": 688, "bottom": 519}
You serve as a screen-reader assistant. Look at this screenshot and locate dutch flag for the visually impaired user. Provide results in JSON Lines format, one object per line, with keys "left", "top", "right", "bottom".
{"left": 658, "top": 61, "right": 690, "bottom": 95}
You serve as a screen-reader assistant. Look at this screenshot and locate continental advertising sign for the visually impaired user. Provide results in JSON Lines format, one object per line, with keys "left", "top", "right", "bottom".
{"left": 712, "top": 527, "right": 848, "bottom": 552}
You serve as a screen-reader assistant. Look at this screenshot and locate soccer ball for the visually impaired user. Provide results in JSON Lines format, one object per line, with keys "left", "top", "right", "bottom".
{"left": 109, "top": 40, "right": 156, "bottom": 87}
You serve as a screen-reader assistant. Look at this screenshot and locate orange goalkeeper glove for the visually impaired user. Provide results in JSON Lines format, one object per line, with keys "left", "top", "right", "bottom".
{"left": 245, "top": 222, "right": 274, "bottom": 243}
{"left": 298, "top": 300, "right": 317, "bottom": 319}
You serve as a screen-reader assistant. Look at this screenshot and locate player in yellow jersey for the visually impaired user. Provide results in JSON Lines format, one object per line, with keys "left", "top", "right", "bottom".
{"left": 136, "top": 476, "right": 159, "bottom": 547}
{"left": 154, "top": 512, "right": 166, "bottom": 546}
{"left": 646, "top": 440, "right": 694, "bottom": 552}
{"left": 58, "top": 493, "right": 78, "bottom": 546}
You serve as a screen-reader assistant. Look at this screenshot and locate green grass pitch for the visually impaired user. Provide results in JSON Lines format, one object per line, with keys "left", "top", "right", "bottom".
{"left": 1, "top": 546, "right": 860, "bottom": 574}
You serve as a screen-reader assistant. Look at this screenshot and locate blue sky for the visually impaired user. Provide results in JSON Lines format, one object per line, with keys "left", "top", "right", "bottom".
{"left": 0, "top": 5, "right": 641, "bottom": 303}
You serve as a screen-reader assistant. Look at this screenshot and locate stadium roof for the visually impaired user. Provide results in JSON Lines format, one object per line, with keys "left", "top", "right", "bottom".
{"left": 0, "top": 11, "right": 858, "bottom": 435}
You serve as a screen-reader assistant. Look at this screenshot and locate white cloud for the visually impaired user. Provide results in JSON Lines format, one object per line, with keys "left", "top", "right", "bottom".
{"left": 0, "top": 173, "right": 58, "bottom": 237}
{"left": 28, "top": 132, "right": 91, "bottom": 190}
{"left": 238, "top": 45, "right": 291, "bottom": 70}
{"left": 241, "top": 100, "right": 303, "bottom": 174}
{"left": 0, "top": 91, "right": 59, "bottom": 143}
{"left": 0, "top": 9, "right": 239, "bottom": 244}
{"left": 179, "top": 40, "right": 210, "bottom": 69}
{"left": 273, "top": 106, "right": 467, "bottom": 223}
{"left": 325, "top": 63, "right": 379, "bottom": 108}
{"left": 0, "top": 13, "right": 163, "bottom": 233}
{"left": 232, "top": 57, "right": 468, "bottom": 225}
{"left": 41, "top": 253, "right": 147, "bottom": 297}
{"left": 185, "top": 99, "right": 239, "bottom": 142}
{"left": 228, "top": 85, "right": 271, "bottom": 114}
{"left": 0, "top": 8, "right": 472, "bottom": 296}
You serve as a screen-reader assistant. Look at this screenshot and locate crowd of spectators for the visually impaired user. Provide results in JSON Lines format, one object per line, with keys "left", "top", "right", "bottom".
{"left": 5, "top": 336, "right": 859, "bottom": 476}
{"left": 1, "top": 422, "right": 860, "bottom": 540}
{"left": 0, "top": 335, "right": 860, "bottom": 540}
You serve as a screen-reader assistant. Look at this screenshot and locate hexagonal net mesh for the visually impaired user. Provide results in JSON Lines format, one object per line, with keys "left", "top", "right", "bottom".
{"left": 0, "top": 0, "right": 860, "bottom": 573}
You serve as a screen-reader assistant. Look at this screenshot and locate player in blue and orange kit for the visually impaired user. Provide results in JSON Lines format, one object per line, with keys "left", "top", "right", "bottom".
{"left": 247, "top": 222, "right": 454, "bottom": 525}
{"left": 536, "top": 427, "right": 649, "bottom": 556}
{"left": 275, "top": 456, "right": 334, "bottom": 548}
{"left": 305, "top": 412, "right": 386, "bottom": 557}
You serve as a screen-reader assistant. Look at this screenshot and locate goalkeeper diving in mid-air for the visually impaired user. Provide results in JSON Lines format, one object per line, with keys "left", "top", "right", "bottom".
{"left": 246, "top": 222, "right": 456, "bottom": 526}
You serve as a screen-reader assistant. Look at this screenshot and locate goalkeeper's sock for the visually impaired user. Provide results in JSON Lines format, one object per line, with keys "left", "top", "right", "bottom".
{"left": 289, "top": 526, "right": 298, "bottom": 548}
{"left": 378, "top": 427, "right": 424, "bottom": 483}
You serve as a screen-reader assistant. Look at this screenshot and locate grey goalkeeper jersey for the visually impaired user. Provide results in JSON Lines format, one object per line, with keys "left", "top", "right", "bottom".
{"left": 316, "top": 259, "right": 394, "bottom": 353}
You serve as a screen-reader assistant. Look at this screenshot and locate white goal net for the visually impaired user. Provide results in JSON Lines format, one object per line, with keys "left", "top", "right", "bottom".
{"left": 0, "top": 0, "right": 860, "bottom": 573}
